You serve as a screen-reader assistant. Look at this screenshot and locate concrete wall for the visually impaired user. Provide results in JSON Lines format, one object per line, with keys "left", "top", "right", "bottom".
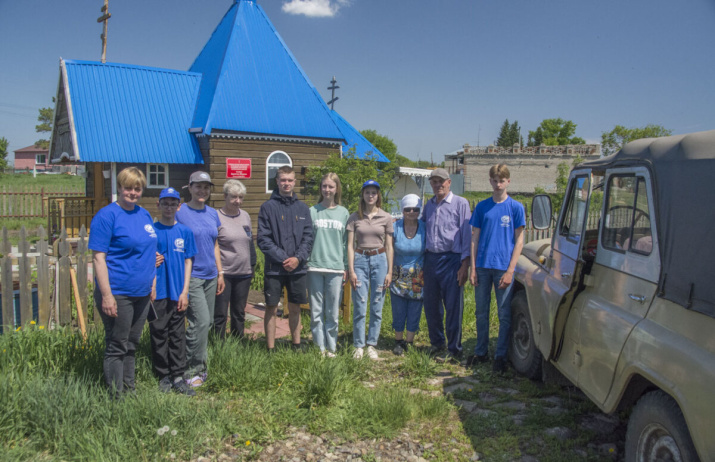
{"left": 448, "top": 144, "right": 600, "bottom": 193}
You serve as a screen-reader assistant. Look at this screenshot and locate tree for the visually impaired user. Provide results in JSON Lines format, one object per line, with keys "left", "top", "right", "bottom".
{"left": 306, "top": 148, "right": 397, "bottom": 214}
{"left": 35, "top": 101, "right": 55, "bottom": 149}
{"left": 0, "top": 137, "right": 8, "bottom": 172}
{"left": 601, "top": 124, "right": 672, "bottom": 156}
{"left": 496, "top": 119, "right": 522, "bottom": 147}
{"left": 360, "top": 129, "right": 397, "bottom": 163}
{"left": 527, "top": 118, "right": 585, "bottom": 146}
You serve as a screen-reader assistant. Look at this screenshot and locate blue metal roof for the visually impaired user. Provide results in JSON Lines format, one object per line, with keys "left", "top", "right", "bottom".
{"left": 330, "top": 111, "right": 391, "bottom": 162}
{"left": 62, "top": 59, "right": 204, "bottom": 164}
{"left": 189, "top": 0, "right": 345, "bottom": 141}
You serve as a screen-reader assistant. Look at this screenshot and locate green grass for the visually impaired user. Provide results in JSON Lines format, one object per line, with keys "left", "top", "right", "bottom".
{"left": 0, "top": 286, "right": 616, "bottom": 461}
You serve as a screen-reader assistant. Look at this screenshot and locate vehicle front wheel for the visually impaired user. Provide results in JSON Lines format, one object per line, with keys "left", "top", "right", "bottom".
{"left": 626, "top": 390, "right": 700, "bottom": 462}
{"left": 508, "top": 291, "right": 542, "bottom": 380}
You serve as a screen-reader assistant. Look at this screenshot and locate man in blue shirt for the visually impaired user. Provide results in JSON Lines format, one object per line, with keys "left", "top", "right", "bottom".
{"left": 421, "top": 168, "right": 472, "bottom": 363}
{"left": 469, "top": 164, "right": 525, "bottom": 373}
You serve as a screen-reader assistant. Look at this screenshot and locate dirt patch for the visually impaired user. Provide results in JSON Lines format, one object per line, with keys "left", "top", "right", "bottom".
{"left": 247, "top": 289, "right": 265, "bottom": 306}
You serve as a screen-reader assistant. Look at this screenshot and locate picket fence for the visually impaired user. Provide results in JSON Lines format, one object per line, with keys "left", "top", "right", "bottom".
{"left": 0, "top": 225, "right": 93, "bottom": 334}
{"left": 0, "top": 184, "right": 84, "bottom": 218}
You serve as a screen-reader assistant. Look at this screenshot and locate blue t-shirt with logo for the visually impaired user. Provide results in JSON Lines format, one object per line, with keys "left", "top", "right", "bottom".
{"left": 470, "top": 196, "right": 525, "bottom": 271}
{"left": 154, "top": 222, "right": 198, "bottom": 301}
{"left": 175, "top": 204, "right": 220, "bottom": 279}
{"left": 88, "top": 202, "right": 157, "bottom": 296}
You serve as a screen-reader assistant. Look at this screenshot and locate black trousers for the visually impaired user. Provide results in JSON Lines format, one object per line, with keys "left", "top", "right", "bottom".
{"left": 149, "top": 298, "right": 187, "bottom": 380}
{"left": 96, "top": 289, "right": 150, "bottom": 397}
{"left": 213, "top": 275, "right": 252, "bottom": 339}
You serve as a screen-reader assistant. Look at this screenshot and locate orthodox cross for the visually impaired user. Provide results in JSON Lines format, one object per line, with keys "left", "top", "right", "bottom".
{"left": 327, "top": 76, "right": 339, "bottom": 110}
{"left": 97, "top": 0, "right": 112, "bottom": 63}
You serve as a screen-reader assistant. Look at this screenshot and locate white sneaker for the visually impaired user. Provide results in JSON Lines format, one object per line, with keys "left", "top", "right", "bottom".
{"left": 353, "top": 347, "right": 364, "bottom": 359}
{"left": 366, "top": 345, "right": 379, "bottom": 360}
{"left": 325, "top": 351, "right": 336, "bottom": 358}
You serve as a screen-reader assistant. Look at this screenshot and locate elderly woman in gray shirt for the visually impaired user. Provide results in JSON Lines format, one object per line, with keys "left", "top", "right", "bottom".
{"left": 213, "top": 179, "right": 257, "bottom": 339}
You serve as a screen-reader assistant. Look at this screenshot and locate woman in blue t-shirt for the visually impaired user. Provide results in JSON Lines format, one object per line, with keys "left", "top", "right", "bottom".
{"left": 89, "top": 167, "right": 157, "bottom": 399}
{"left": 390, "top": 194, "right": 426, "bottom": 356}
{"left": 175, "top": 171, "right": 224, "bottom": 388}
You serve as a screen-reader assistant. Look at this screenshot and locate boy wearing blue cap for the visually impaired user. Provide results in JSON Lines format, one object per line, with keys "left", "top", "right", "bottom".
{"left": 150, "top": 187, "right": 198, "bottom": 395}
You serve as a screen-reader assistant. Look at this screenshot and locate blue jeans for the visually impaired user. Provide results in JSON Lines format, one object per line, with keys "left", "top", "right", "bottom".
{"left": 391, "top": 294, "right": 423, "bottom": 333}
{"left": 185, "top": 277, "right": 217, "bottom": 378}
{"left": 352, "top": 253, "right": 388, "bottom": 348}
{"left": 308, "top": 271, "right": 343, "bottom": 353}
{"left": 474, "top": 267, "right": 514, "bottom": 359}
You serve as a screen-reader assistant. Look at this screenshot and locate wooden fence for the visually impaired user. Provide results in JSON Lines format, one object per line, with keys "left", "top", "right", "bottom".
{"left": 0, "top": 185, "right": 84, "bottom": 218}
{"left": 0, "top": 225, "right": 93, "bottom": 334}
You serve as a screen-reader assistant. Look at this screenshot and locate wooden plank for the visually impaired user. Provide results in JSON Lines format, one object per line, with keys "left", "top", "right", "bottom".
{"left": 18, "top": 226, "right": 32, "bottom": 326}
{"left": 37, "top": 226, "right": 50, "bottom": 327}
{"left": 57, "top": 230, "right": 72, "bottom": 326}
{"left": 1, "top": 228, "right": 13, "bottom": 332}
{"left": 77, "top": 226, "right": 89, "bottom": 327}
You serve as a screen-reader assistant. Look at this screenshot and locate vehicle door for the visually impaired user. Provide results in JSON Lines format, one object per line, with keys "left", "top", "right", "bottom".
{"left": 574, "top": 167, "right": 660, "bottom": 405}
{"left": 539, "top": 170, "right": 592, "bottom": 372}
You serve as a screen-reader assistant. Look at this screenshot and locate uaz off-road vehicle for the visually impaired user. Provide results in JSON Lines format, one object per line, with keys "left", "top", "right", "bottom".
{"left": 510, "top": 130, "right": 715, "bottom": 461}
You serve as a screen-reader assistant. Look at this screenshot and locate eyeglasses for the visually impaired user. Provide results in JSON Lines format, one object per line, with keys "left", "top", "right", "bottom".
{"left": 403, "top": 207, "right": 420, "bottom": 213}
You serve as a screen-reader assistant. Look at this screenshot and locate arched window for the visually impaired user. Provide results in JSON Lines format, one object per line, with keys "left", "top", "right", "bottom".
{"left": 266, "top": 151, "right": 292, "bottom": 193}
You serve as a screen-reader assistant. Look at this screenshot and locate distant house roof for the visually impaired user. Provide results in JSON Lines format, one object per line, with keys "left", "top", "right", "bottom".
{"left": 61, "top": 60, "right": 204, "bottom": 164}
{"left": 14, "top": 145, "right": 48, "bottom": 154}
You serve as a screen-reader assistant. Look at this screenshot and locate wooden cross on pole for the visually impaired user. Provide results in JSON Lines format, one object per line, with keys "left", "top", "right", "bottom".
{"left": 97, "top": 0, "right": 111, "bottom": 63}
{"left": 327, "top": 76, "right": 339, "bottom": 110}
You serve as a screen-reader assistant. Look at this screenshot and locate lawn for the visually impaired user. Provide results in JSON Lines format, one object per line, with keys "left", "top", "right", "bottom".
{"left": 0, "top": 286, "right": 622, "bottom": 461}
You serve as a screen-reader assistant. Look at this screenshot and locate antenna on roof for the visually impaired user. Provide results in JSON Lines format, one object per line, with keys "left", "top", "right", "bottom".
{"left": 97, "top": 0, "right": 112, "bottom": 63}
{"left": 327, "top": 76, "right": 339, "bottom": 110}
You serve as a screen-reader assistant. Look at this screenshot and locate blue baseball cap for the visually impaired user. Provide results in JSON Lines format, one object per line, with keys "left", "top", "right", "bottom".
{"left": 362, "top": 179, "right": 380, "bottom": 189}
{"left": 159, "top": 187, "right": 181, "bottom": 200}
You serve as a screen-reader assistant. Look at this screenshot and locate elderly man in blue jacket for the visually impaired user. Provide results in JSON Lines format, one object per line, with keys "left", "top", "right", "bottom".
{"left": 257, "top": 166, "right": 314, "bottom": 352}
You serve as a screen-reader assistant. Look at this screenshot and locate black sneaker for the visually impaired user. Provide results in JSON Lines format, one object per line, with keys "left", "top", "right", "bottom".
{"left": 393, "top": 340, "right": 406, "bottom": 356}
{"left": 172, "top": 378, "right": 197, "bottom": 396}
{"left": 465, "top": 354, "right": 489, "bottom": 368}
{"left": 493, "top": 357, "right": 507, "bottom": 374}
{"left": 428, "top": 344, "right": 447, "bottom": 358}
{"left": 445, "top": 352, "right": 463, "bottom": 365}
{"left": 291, "top": 342, "right": 303, "bottom": 353}
{"left": 158, "top": 377, "right": 172, "bottom": 393}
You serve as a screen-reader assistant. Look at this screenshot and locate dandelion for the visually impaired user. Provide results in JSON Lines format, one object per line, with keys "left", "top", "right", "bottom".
{"left": 15, "top": 326, "right": 20, "bottom": 331}
{"left": 39, "top": 326, "right": 45, "bottom": 330}
{"left": 171, "top": 430, "right": 177, "bottom": 436}
{"left": 162, "top": 425, "right": 170, "bottom": 433}
{"left": 157, "top": 428, "right": 166, "bottom": 436}
{"left": 609, "top": 448, "right": 615, "bottom": 453}
{"left": 245, "top": 441, "right": 251, "bottom": 446}
{"left": 30, "top": 320, "right": 36, "bottom": 325}
{"left": 468, "top": 389, "right": 472, "bottom": 392}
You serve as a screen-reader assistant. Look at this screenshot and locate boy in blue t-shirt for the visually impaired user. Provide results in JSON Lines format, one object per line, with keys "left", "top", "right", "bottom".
{"left": 150, "top": 187, "right": 198, "bottom": 395}
{"left": 468, "top": 164, "right": 525, "bottom": 373}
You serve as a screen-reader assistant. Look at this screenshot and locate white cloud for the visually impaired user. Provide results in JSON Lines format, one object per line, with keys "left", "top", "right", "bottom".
{"left": 281, "top": 0, "right": 350, "bottom": 18}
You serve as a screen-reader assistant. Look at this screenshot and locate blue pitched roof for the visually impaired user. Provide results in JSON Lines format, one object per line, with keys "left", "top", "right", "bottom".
{"left": 330, "top": 111, "right": 390, "bottom": 162}
{"left": 189, "top": 0, "right": 345, "bottom": 141}
{"left": 62, "top": 59, "right": 204, "bottom": 164}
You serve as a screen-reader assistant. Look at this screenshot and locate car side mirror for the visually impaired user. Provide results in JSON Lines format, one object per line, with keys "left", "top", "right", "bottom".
{"left": 531, "top": 195, "right": 552, "bottom": 230}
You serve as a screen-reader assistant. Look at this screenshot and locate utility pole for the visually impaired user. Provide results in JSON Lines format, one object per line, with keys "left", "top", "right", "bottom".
{"left": 97, "top": 0, "right": 111, "bottom": 63}
{"left": 327, "top": 76, "right": 339, "bottom": 110}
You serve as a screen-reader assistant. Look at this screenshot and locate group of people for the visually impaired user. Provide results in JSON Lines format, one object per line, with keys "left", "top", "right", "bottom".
{"left": 89, "top": 162, "right": 524, "bottom": 398}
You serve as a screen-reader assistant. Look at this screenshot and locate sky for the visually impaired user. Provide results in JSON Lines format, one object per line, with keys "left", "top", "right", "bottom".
{"left": 1, "top": 0, "right": 715, "bottom": 164}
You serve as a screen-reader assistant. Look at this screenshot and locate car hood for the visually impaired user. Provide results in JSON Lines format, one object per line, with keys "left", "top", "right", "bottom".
{"left": 522, "top": 239, "right": 552, "bottom": 265}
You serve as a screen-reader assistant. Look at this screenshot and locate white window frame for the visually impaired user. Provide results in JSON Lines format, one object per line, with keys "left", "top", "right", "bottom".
{"left": 35, "top": 153, "right": 46, "bottom": 165}
{"left": 265, "top": 151, "right": 293, "bottom": 193}
{"left": 146, "top": 163, "right": 169, "bottom": 189}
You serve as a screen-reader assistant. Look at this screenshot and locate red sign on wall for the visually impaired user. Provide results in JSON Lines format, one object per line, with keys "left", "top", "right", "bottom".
{"left": 226, "top": 158, "right": 252, "bottom": 179}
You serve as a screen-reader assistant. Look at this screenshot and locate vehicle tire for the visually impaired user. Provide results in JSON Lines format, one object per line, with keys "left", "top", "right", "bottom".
{"left": 508, "top": 291, "right": 542, "bottom": 380}
{"left": 626, "top": 390, "right": 700, "bottom": 462}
